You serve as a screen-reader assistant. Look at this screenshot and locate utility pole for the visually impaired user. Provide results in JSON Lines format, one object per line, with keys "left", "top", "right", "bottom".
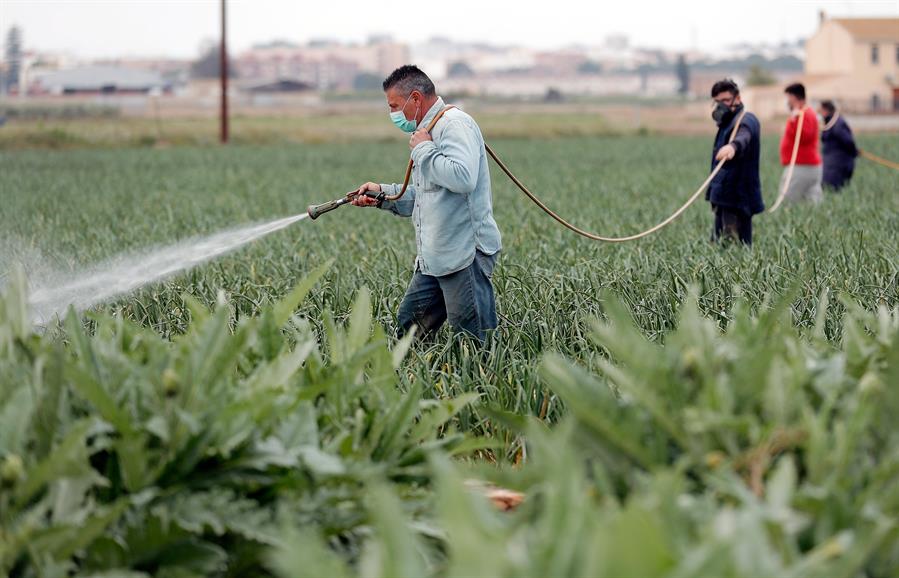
{"left": 219, "top": 0, "right": 229, "bottom": 143}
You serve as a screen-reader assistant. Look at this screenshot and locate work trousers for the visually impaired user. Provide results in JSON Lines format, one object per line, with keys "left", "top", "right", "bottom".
{"left": 712, "top": 205, "right": 753, "bottom": 246}
{"left": 397, "top": 250, "right": 498, "bottom": 342}
{"left": 781, "top": 165, "right": 823, "bottom": 204}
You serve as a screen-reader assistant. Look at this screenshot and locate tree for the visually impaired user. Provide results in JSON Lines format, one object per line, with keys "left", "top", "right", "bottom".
{"left": 447, "top": 61, "right": 474, "bottom": 78}
{"left": 637, "top": 64, "right": 650, "bottom": 92}
{"left": 4, "top": 26, "right": 22, "bottom": 92}
{"left": 675, "top": 54, "right": 689, "bottom": 95}
{"left": 577, "top": 60, "right": 603, "bottom": 75}
{"left": 746, "top": 65, "right": 776, "bottom": 87}
{"left": 544, "top": 87, "right": 563, "bottom": 103}
{"left": 352, "top": 72, "right": 381, "bottom": 92}
{"left": 190, "top": 41, "right": 235, "bottom": 80}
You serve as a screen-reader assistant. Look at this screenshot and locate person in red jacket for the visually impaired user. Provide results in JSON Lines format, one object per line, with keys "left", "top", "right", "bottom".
{"left": 779, "top": 83, "right": 822, "bottom": 204}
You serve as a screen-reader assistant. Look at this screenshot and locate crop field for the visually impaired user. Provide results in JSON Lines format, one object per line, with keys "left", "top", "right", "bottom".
{"left": 2, "top": 132, "right": 899, "bottom": 576}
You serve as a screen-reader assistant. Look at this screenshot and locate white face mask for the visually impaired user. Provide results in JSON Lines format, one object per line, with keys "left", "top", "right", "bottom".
{"left": 389, "top": 95, "right": 420, "bottom": 133}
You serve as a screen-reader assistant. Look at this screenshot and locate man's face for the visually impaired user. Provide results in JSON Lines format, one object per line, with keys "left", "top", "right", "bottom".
{"left": 385, "top": 87, "right": 422, "bottom": 121}
{"left": 786, "top": 93, "right": 802, "bottom": 110}
{"left": 713, "top": 91, "right": 739, "bottom": 110}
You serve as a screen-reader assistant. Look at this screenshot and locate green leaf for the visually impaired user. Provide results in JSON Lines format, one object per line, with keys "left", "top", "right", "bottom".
{"left": 409, "top": 393, "right": 480, "bottom": 443}
{"left": 373, "top": 382, "right": 423, "bottom": 461}
{"left": 346, "top": 288, "right": 372, "bottom": 353}
{"left": 244, "top": 340, "right": 315, "bottom": 393}
{"left": 360, "top": 484, "right": 427, "bottom": 578}
{"left": 0, "top": 385, "right": 34, "bottom": 455}
{"left": 64, "top": 353, "right": 136, "bottom": 438}
{"left": 266, "top": 526, "right": 350, "bottom": 578}
{"left": 539, "top": 353, "right": 654, "bottom": 469}
{"left": 272, "top": 259, "right": 332, "bottom": 327}
{"left": 27, "top": 499, "right": 128, "bottom": 562}
{"left": 15, "top": 419, "right": 96, "bottom": 507}
{"left": 158, "top": 489, "right": 279, "bottom": 545}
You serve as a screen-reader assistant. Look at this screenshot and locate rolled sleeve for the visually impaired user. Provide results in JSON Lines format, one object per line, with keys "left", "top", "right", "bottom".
{"left": 378, "top": 183, "right": 415, "bottom": 217}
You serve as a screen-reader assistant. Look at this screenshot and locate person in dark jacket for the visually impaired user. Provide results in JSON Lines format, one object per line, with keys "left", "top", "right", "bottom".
{"left": 706, "top": 79, "right": 764, "bottom": 245}
{"left": 818, "top": 100, "right": 858, "bottom": 191}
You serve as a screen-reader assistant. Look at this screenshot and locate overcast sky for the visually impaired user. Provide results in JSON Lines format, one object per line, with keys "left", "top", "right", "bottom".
{"left": 2, "top": 0, "right": 898, "bottom": 59}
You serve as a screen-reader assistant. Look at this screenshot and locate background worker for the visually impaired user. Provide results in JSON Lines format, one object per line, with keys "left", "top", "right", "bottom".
{"left": 351, "top": 65, "right": 502, "bottom": 343}
{"left": 819, "top": 100, "right": 858, "bottom": 191}
{"left": 706, "top": 79, "right": 764, "bottom": 245}
{"left": 780, "top": 83, "right": 823, "bottom": 204}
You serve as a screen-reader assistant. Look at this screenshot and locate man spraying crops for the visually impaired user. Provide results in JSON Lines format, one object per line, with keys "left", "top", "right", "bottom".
{"left": 780, "top": 83, "right": 823, "bottom": 203}
{"left": 351, "top": 65, "right": 502, "bottom": 342}
{"left": 818, "top": 100, "right": 858, "bottom": 191}
{"left": 706, "top": 79, "right": 764, "bottom": 245}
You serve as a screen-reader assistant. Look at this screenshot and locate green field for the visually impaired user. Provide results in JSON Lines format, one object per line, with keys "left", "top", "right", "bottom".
{"left": 2, "top": 133, "right": 899, "bottom": 576}
{"left": 0, "top": 107, "right": 623, "bottom": 150}
{"left": 3, "top": 134, "right": 897, "bottom": 399}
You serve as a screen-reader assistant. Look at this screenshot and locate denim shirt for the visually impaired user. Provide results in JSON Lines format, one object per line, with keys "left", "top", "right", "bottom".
{"left": 379, "top": 97, "right": 502, "bottom": 277}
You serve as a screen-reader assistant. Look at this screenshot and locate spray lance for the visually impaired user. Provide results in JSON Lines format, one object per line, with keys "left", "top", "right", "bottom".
{"left": 306, "top": 190, "right": 386, "bottom": 220}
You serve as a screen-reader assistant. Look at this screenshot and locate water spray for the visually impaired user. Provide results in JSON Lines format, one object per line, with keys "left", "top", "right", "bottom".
{"left": 28, "top": 212, "right": 309, "bottom": 324}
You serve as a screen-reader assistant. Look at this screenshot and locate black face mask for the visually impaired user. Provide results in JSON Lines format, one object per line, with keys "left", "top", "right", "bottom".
{"left": 712, "top": 101, "right": 733, "bottom": 125}
{"left": 712, "top": 101, "right": 743, "bottom": 125}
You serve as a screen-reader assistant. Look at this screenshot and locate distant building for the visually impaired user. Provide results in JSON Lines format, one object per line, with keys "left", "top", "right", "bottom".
{"left": 411, "top": 38, "right": 535, "bottom": 80}
{"left": 442, "top": 71, "right": 678, "bottom": 99}
{"left": 533, "top": 50, "right": 589, "bottom": 76}
{"left": 236, "top": 48, "right": 358, "bottom": 91}
{"left": 804, "top": 14, "right": 899, "bottom": 111}
{"left": 370, "top": 37, "right": 410, "bottom": 76}
{"left": 235, "top": 37, "right": 409, "bottom": 91}
{"left": 32, "top": 65, "right": 170, "bottom": 95}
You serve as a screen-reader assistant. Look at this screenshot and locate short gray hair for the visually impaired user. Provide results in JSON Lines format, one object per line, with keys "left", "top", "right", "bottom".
{"left": 382, "top": 65, "right": 436, "bottom": 96}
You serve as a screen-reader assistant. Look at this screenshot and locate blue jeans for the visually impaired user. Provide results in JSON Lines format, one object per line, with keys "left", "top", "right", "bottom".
{"left": 397, "top": 251, "right": 499, "bottom": 342}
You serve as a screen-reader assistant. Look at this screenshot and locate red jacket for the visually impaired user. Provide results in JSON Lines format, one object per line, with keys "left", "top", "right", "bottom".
{"left": 780, "top": 107, "right": 821, "bottom": 166}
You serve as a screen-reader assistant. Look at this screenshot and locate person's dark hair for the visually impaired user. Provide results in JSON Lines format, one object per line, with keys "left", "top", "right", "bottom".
{"left": 382, "top": 65, "right": 436, "bottom": 96}
{"left": 710, "top": 78, "right": 740, "bottom": 98}
{"left": 784, "top": 83, "right": 806, "bottom": 100}
{"left": 820, "top": 99, "right": 836, "bottom": 114}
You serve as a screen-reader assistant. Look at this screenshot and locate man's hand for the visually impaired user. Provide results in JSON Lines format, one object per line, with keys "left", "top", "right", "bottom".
{"left": 715, "top": 144, "right": 736, "bottom": 162}
{"left": 409, "top": 128, "right": 432, "bottom": 150}
{"left": 350, "top": 182, "right": 381, "bottom": 207}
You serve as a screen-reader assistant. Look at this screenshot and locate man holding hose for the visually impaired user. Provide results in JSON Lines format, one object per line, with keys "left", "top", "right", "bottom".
{"left": 818, "top": 100, "right": 858, "bottom": 191}
{"left": 707, "top": 79, "right": 764, "bottom": 245}
{"left": 351, "top": 65, "right": 502, "bottom": 343}
{"left": 780, "top": 83, "right": 823, "bottom": 203}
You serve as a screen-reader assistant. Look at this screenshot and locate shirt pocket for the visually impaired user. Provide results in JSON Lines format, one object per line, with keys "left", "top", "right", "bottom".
{"left": 420, "top": 175, "right": 440, "bottom": 193}
{"left": 414, "top": 162, "right": 440, "bottom": 193}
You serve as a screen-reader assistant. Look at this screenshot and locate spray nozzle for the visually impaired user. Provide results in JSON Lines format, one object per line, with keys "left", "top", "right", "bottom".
{"left": 307, "top": 197, "right": 350, "bottom": 220}
{"left": 306, "top": 191, "right": 383, "bottom": 220}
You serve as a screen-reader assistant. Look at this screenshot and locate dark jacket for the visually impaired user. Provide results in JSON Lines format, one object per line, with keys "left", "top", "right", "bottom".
{"left": 707, "top": 107, "right": 765, "bottom": 215}
{"left": 821, "top": 115, "right": 858, "bottom": 190}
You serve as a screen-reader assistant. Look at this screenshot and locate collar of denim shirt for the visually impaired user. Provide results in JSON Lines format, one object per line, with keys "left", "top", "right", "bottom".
{"left": 416, "top": 96, "right": 446, "bottom": 134}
